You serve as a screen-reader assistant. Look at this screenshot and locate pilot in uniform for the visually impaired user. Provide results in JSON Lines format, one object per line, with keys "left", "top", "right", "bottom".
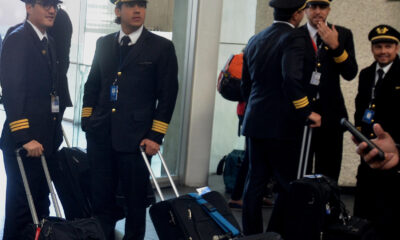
{"left": 81, "top": 0, "right": 178, "bottom": 239}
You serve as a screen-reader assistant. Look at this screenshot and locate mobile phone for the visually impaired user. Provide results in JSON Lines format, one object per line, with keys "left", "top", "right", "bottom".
{"left": 340, "top": 118, "right": 385, "bottom": 162}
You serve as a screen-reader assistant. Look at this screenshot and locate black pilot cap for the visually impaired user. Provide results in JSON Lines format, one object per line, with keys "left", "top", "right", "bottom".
{"left": 110, "top": 0, "right": 148, "bottom": 4}
{"left": 368, "top": 24, "right": 400, "bottom": 44}
{"left": 20, "top": 0, "right": 62, "bottom": 4}
{"left": 306, "top": 0, "right": 332, "bottom": 7}
{"left": 270, "top": 0, "right": 307, "bottom": 10}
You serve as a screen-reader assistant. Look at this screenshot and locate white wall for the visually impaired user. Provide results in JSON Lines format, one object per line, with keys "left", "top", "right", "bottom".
{"left": 209, "top": 0, "right": 257, "bottom": 173}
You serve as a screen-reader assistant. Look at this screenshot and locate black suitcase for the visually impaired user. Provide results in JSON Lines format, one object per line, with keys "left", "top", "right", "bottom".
{"left": 15, "top": 148, "right": 106, "bottom": 240}
{"left": 140, "top": 147, "right": 242, "bottom": 240}
{"left": 51, "top": 146, "right": 91, "bottom": 220}
{"left": 284, "top": 125, "right": 339, "bottom": 240}
{"left": 322, "top": 216, "right": 378, "bottom": 240}
{"left": 284, "top": 125, "right": 376, "bottom": 240}
{"left": 234, "top": 232, "right": 283, "bottom": 240}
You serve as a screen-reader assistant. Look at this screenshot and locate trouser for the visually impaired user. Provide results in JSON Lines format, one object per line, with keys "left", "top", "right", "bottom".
{"left": 242, "top": 137, "right": 301, "bottom": 236}
{"left": 87, "top": 133, "right": 152, "bottom": 240}
{"left": 2, "top": 151, "right": 53, "bottom": 240}
{"left": 354, "top": 160, "right": 400, "bottom": 240}
{"left": 307, "top": 124, "right": 344, "bottom": 182}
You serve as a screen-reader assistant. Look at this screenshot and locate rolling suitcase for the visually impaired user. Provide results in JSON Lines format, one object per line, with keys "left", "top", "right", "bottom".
{"left": 234, "top": 232, "right": 283, "bottom": 240}
{"left": 15, "top": 148, "right": 106, "bottom": 240}
{"left": 285, "top": 125, "right": 375, "bottom": 240}
{"left": 284, "top": 125, "right": 339, "bottom": 240}
{"left": 50, "top": 127, "right": 92, "bottom": 220}
{"left": 140, "top": 146, "right": 241, "bottom": 240}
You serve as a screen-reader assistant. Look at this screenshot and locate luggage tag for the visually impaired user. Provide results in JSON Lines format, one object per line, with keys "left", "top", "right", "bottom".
{"left": 196, "top": 186, "right": 211, "bottom": 196}
{"left": 310, "top": 71, "right": 321, "bottom": 86}
{"left": 362, "top": 109, "right": 375, "bottom": 124}
{"left": 110, "top": 84, "right": 118, "bottom": 102}
{"left": 51, "top": 95, "right": 60, "bottom": 113}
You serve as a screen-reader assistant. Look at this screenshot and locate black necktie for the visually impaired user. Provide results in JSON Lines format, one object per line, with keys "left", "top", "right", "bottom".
{"left": 316, "top": 34, "right": 322, "bottom": 47}
{"left": 41, "top": 37, "right": 48, "bottom": 54}
{"left": 120, "top": 36, "right": 131, "bottom": 62}
{"left": 374, "top": 68, "right": 385, "bottom": 97}
{"left": 121, "top": 36, "right": 131, "bottom": 46}
{"left": 41, "top": 37, "right": 51, "bottom": 66}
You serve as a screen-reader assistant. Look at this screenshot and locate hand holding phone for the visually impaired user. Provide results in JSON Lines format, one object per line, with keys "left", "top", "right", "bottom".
{"left": 340, "top": 118, "right": 385, "bottom": 162}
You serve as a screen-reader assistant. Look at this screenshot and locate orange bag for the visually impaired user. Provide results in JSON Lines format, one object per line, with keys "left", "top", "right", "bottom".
{"left": 217, "top": 53, "right": 244, "bottom": 101}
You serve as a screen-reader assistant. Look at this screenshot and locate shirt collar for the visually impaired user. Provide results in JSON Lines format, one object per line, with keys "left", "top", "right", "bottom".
{"left": 375, "top": 61, "right": 393, "bottom": 76}
{"left": 119, "top": 25, "right": 144, "bottom": 46}
{"left": 306, "top": 22, "right": 318, "bottom": 40}
{"left": 273, "top": 20, "right": 295, "bottom": 29}
{"left": 27, "top": 20, "right": 48, "bottom": 41}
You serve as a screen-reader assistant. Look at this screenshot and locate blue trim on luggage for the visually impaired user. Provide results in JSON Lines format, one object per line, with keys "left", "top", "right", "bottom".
{"left": 188, "top": 193, "right": 240, "bottom": 237}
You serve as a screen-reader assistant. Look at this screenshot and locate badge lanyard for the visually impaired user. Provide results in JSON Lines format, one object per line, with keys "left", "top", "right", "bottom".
{"left": 310, "top": 36, "right": 322, "bottom": 99}
{"left": 110, "top": 43, "right": 127, "bottom": 102}
{"left": 362, "top": 72, "right": 383, "bottom": 124}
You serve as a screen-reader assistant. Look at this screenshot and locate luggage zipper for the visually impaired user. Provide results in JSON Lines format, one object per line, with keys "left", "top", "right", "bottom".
{"left": 168, "top": 210, "right": 176, "bottom": 225}
{"left": 187, "top": 208, "right": 193, "bottom": 240}
{"left": 188, "top": 209, "right": 192, "bottom": 220}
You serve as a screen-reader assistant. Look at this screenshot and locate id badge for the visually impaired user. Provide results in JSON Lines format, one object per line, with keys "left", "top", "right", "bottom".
{"left": 310, "top": 71, "right": 321, "bottom": 86}
{"left": 51, "top": 95, "right": 59, "bottom": 113}
{"left": 362, "top": 109, "right": 375, "bottom": 124}
{"left": 110, "top": 85, "right": 118, "bottom": 101}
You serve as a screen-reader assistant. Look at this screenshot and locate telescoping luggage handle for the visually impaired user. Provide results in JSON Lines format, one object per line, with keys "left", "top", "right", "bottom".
{"left": 297, "top": 125, "right": 313, "bottom": 179}
{"left": 61, "top": 125, "right": 71, "bottom": 148}
{"left": 139, "top": 146, "right": 180, "bottom": 201}
{"left": 15, "top": 148, "right": 63, "bottom": 227}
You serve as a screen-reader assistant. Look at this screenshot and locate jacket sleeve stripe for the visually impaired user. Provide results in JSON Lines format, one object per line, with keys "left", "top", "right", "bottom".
{"left": 334, "top": 50, "right": 348, "bottom": 63}
{"left": 10, "top": 119, "right": 29, "bottom": 127}
{"left": 153, "top": 120, "right": 169, "bottom": 128}
{"left": 152, "top": 126, "right": 168, "bottom": 134}
{"left": 81, "top": 107, "right": 93, "bottom": 118}
{"left": 10, "top": 122, "right": 29, "bottom": 129}
{"left": 293, "top": 97, "right": 309, "bottom": 109}
{"left": 10, "top": 124, "right": 30, "bottom": 132}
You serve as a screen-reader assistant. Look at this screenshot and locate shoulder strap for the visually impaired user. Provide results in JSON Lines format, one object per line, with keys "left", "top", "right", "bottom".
{"left": 188, "top": 193, "right": 240, "bottom": 237}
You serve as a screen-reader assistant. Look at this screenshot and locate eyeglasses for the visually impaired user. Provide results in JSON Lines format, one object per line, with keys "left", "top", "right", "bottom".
{"left": 36, "top": 1, "right": 60, "bottom": 11}
{"left": 123, "top": 1, "right": 147, "bottom": 8}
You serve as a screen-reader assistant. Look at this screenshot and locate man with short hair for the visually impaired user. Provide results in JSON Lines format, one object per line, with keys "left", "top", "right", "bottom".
{"left": 241, "top": 0, "right": 321, "bottom": 236}
{"left": 82, "top": 0, "right": 178, "bottom": 239}
{"left": 300, "top": 0, "right": 358, "bottom": 182}
{"left": 353, "top": 24, "right": 400, "bottom": 240}
{"left": 0, "top": 0, "right": 69, "bottom": 239}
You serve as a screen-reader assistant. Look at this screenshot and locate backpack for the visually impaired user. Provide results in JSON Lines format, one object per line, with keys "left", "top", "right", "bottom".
{"left": 216, "top": 149, "right": 245, "bottom": 193}
{"left": 217, "top": 53, "right": 244, "bottom": 101}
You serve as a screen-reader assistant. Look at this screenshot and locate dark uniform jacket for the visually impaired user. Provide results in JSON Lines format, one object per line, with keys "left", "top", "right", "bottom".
{"left": 299, "top": 24, "right": 358, "bottom": 127}
{"left": 0, "top": 22, "right": 67, "bottom": 154}
{"left": 47, "top": 8, "right": 73, "bottom": 108}
{"left": 355, "top": 56, "right": 400, "bottom": 143}
{"left": 5, "top": 9, "right": 73, "bottom": 108}
{"left": 241, "top": 22, "right": 314, "bottom": 139}
{"left": 82, "top": 28, "right": 178, "bottom": 152}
